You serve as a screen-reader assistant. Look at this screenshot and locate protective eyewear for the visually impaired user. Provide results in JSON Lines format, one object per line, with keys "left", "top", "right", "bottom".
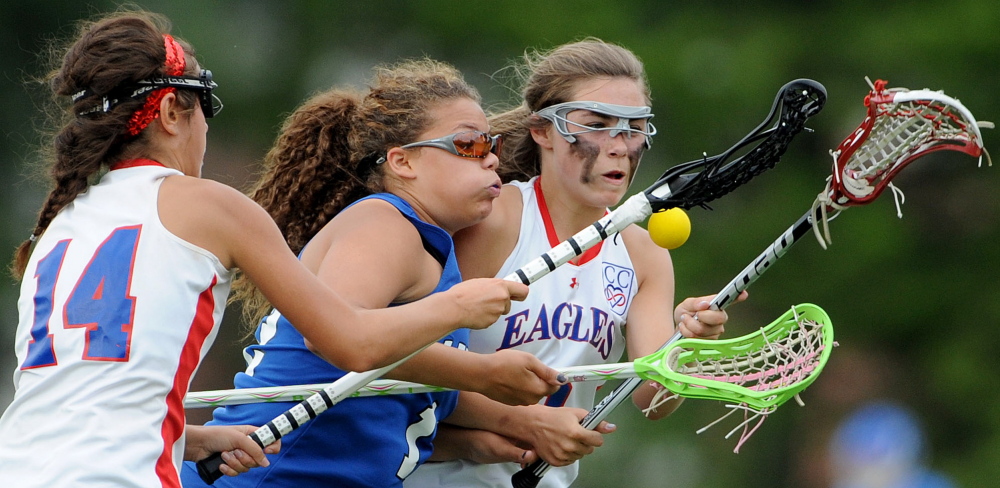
{"left": 76, "top": 69, "right": 223, "bottom": 118}
{"left": 535, "top": 101, "right": 657, "bottom": 148}
{"left": 399, "top": 130, "right": 503, "bottom": 159}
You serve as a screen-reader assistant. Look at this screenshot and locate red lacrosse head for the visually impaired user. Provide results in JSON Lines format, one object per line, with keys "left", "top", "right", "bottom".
{"left": 827, "top": 79, "right": 988, "bottom": 206}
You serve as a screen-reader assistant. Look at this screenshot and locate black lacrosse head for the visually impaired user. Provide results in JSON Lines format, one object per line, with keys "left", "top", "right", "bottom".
{"left": 645, "top": 79, "right": 827, "bottom": 211}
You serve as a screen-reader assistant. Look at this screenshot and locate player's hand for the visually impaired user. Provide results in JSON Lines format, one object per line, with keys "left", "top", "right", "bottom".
{"left": 447, "top": 278, "right": 529, "bottom": 330}
{"left": 430, "top": 424, "right": 538, "bottom": 465}
{"left": 515, "top": 405, "right": 616, "bottom": 467}
{"left": 674, "top": 292, "right": 748, "bottom": 340}
{"left": 475, "top": 349, "right": 566, "bottom": 405}
{"left": 184, "top": 425, "right": 280, "bottom": 477}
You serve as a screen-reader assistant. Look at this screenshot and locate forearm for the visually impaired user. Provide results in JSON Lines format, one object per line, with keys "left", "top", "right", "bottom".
{"left": 426, "top": 424, "right": 484, "bottom": 462}
{"left": 446, "top": 392, "right": 534, "bottom": 440}
{"left": 349, "top": 293, "right": 465, "bottom": 365}
{"left": 428, "top": 423, "right": 532, "bottom": 464}
{"left": 303, "top": 292, "right": 464, "bottom": 373}
{"left": 384, "top": 344, "right": 487, "bottom": 392}
{"left": 307, "top": 279, "right": 525, "bottom": 373}
{"left": 448, "top": 392, "right": 598, "bottom": 440}
{"left": 429, "top": 395, "right": 531, "bottom": 463}
{"left": 445, "top": 392, "right": 614, "bottom": 467}
{"left": 387, "top": 348, "right": 561, "bottom": 407}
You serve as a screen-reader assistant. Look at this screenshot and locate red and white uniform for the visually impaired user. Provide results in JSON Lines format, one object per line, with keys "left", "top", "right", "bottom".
{"left": 405, "top": 177, "right": 635, "bottom": 488}
{"left": 0, "top": 163, "right": 232, "bottom": 488}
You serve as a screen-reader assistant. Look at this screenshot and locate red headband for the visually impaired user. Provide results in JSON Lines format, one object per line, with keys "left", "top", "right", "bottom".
{"left": 125, "top": 34, "right": 187, "bottom": 136}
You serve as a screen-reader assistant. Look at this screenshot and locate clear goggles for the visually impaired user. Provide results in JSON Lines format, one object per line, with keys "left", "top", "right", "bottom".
{"left": 535, "top": 101, "right": 657, "bottom": 148}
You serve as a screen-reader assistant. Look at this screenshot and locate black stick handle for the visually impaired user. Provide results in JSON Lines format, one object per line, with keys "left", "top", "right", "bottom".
{"left": 511, "top": 464, "right": 546, "bottom": 488}
{"left": 196, "top": 452, "right": 226, "bottom": 484}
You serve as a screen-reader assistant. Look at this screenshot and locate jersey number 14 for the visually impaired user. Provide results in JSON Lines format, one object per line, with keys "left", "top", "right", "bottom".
{"left": 21, "top": 226, "right": 140, "bottom": 369}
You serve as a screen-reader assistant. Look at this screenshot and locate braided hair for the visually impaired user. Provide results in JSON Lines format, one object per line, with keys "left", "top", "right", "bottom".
{"left": 11, "top": 10, "right": 201, "bottom": 279}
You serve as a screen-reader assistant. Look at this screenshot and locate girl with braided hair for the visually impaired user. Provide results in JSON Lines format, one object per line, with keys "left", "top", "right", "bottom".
{"left": 0, "top": 11, "right": 525, "bottom": 488}
{"left": 179, "top": 58, "right": 567, "bottom": 488}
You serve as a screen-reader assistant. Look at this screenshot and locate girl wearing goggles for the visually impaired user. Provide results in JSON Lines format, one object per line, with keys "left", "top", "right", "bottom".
{"left": 180, "top": 59, "right": 563, "bottom": 488}
{"left": 405, "top": 39, "right": 744, "bottom": 488}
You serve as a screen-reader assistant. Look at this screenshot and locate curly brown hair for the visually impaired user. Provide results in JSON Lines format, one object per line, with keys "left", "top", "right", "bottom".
{"left": 232, "top": 58, "right": 481, "bottom": 324}
{"left": 11, "top": 9, "right": 201, "bottom": 280}
{"left": 491, "top": 38, "right": 651, "bottom": 183}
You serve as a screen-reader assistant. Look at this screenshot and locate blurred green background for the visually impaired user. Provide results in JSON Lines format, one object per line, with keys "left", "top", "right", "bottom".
{"left": 2, "top": 1, "right": 997, "bottom": 486}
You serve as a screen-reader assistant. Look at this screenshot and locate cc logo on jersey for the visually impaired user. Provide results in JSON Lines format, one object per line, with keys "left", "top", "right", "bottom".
{"left": 602, "top": 262, "right": 634, "bottom": 316}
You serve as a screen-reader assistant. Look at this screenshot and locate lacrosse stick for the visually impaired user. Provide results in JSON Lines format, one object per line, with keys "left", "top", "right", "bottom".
{"left": 187, "top": 303, "right": 834, "bottom": 435}
{"left": 513, "top": 78, "right": 991, "bottom": 487}
{"left": 196, "top": 79, "right": 826, "bottom": 483}
{"left": 186, "top": 364, "right": 642, "bottom": 408}
{"left": 185, "top": 340, "right": 825, "bottom": 408}
{"left": 634, "top": 303, "right": 833, "bottom": 409}
{"left": 632, "top": 302, "right": 834, "bottom": 448}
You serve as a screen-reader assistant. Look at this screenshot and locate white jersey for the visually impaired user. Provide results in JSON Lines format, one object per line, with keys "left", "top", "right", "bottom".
{"left": 406, "top": 177, "right": 636, "bottom": 488}
{"left": 0, "top": 163, "right": 232, "bottom": 488}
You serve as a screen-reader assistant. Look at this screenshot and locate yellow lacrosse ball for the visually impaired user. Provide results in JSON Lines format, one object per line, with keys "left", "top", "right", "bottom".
{"left": 647, "top": 208, "right": 691, "bottom": 249}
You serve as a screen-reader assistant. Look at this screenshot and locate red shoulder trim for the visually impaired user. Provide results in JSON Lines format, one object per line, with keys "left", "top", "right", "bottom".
{"left": 533, "top": 177, "right": 603, "bottom": 266}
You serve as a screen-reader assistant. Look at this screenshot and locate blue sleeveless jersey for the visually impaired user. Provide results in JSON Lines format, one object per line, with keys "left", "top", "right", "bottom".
{"left": 181, "top": 194, "right": 467, "bottom": 488}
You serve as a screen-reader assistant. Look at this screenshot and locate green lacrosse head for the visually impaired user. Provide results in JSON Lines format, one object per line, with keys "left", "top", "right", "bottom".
{"left": 634, "top": 303, "right": 834, "bottom": 411}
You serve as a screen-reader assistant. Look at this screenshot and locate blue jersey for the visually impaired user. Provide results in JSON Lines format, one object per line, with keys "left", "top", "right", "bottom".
{"left": 181, "top": 194, "right": 467, "bottom": 488}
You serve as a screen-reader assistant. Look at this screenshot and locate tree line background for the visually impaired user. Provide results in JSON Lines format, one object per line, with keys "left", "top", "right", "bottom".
{"left": 1, "top": 1, "right": 997, "bottom": 486}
